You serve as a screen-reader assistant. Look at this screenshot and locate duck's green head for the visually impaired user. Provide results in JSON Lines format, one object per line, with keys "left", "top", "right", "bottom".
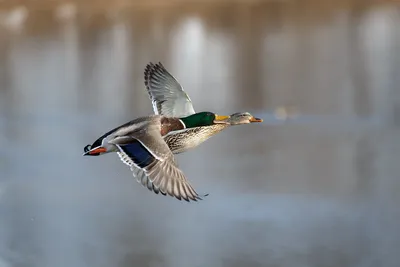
{"left": 180, "top": 112, "right": 230, "bottom": 128}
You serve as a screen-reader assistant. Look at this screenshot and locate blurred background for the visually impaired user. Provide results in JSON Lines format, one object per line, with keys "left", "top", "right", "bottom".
{"left": 1, "top": 0, "right": 400, "bottom": 267}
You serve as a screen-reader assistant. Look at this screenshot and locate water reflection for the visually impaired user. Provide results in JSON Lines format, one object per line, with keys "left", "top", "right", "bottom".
{"left": 0, "top": 1, "right": 400, "bottom": 267}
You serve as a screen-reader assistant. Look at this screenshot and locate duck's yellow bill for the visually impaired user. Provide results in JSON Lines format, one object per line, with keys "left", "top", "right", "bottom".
{"left": 249, "top": 117, "right": 263, "bottom": 123}
{"left": 214, "top": 114, "right": 230, "bottom": 123}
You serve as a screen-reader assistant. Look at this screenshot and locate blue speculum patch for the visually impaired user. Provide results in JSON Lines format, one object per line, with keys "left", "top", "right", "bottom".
{"left": 120, "top": 141, "right": 155, "bottom": 168}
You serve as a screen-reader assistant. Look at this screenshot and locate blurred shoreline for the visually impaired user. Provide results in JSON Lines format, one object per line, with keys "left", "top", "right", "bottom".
{"left": 0, "top": 0, "right": 397, "bottom": 35}
{"left": 0, "top": 0, "right": 396, "bottom": 11}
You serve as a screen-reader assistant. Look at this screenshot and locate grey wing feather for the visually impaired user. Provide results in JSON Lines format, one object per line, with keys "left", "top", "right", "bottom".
{"left": 144, "top": 157, "right": 206, "bottom": 201}
{"left": 144, "top": 62, "right": 196, "bottom": 117}
{"left": 131, "top": 164, "right": 166, "bottom": 196}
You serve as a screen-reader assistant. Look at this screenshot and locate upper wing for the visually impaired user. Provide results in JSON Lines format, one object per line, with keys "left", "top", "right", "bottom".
{"left": 111, "top": 127, "right": 205, "bottom": 201}
{"left": 144, "top": 62, "right": 196, "bottom": 117}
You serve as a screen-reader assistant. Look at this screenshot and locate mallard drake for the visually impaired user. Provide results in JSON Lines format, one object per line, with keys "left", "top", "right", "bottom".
{"left": 83, "top": 113, "right": 231, "bottom": 201}
{"left": 83, "top": 62, "right": 263, "bottom": 202}
{"left": 144, "top": 62, "right": 262, "bottom": 154}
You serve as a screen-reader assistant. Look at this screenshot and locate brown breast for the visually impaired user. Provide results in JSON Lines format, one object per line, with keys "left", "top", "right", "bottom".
{"left": 160, "top": 117, "right": 185, "bottom": 136}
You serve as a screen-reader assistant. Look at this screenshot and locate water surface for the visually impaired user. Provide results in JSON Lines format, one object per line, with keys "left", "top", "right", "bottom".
{"left": 0, "top": 1, "right": 400, "bottom": 267}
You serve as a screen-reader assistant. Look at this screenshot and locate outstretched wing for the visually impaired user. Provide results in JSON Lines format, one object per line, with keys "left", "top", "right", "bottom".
{"left": 144, "top": 62, "right": 196, "bottom": 117}
{"left": 111, "top": 126, "right": 205, "bottom": 202}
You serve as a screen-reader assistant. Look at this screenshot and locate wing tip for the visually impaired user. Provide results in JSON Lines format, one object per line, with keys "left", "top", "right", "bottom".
{"left": 146, "top": 184, "right": 209, "bottom": 203}
{"left": 144, "top": 62, "right": 166, "bottom": 85}
{"left": 155, "top": 185, "right": 209, "bottom": 203}
{"left": 178, "top": 192, "right": 209, "bottom": 203}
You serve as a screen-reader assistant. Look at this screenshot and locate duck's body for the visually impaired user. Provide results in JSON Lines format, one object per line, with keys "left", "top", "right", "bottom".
{"left": 83, "top": 112, "right": 231, "bottom": 201}
{"left": 83, "top": 62, "right": 262, "bottom": 202}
